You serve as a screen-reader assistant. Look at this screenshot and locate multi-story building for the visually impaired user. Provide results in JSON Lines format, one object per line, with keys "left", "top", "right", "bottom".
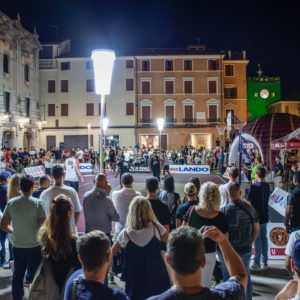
{"left": 0, "top": 12, "right": 41, "bottom": 149}
{"left": 39, "top": 40, "right": 136, "bottom": 150}
{"left": 268, "top": 99, "right": 300, "bottom": 116}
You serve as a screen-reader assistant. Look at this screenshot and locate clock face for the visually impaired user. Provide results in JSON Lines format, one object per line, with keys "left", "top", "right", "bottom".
{"left": 260, "top": 89, "right": 270, "bottom": 99}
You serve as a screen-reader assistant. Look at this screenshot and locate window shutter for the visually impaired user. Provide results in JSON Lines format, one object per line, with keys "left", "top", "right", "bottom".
{"left": 86, "top": 103, "right": 94, "bottom": 116}
{"left": 184, "top": 105, "right": 193, "bottom": 120}
{"left": 86, "top": 79, "right": 95, "bottom": 92}
{"left": 142, "top": 81, "right": 150, "bottom": 94}
{"left": 61, "top": 104, "right": 68, "bottom": 116}
{"left": 48, "top": 104, "right": 55, "bottom": 116}
{"left": 48, "top": 80, "right": 55, "bottom": 93}
{"left": 165, "top": 81, "right": 174, "bottom": 94}
{"left": 126, "top": 103, "right": 134, "bottom": 115}
{"left": 126, "top": 60, "right": 134, "bottom": 68}
{"left": 126, "top": 79, "right": 134, "bottom": 91}
{"left": 184, "top": 81, "right": 192, "bottom": 93}
{"left": 61, "top": 80, "right": 68, "bottom": 92}
{"left": 209, "top": 81, "right": 217, "bottom": 93}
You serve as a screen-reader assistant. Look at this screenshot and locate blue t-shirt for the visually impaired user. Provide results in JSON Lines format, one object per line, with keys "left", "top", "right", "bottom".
{"left": 176, "top": 200, "right": 198, "bottom": 222}
{"left": 64, "top": 269, "right": 129, "bottom": 300}
{"left": 147, "top": 278, "right": 244, "bottom": 300}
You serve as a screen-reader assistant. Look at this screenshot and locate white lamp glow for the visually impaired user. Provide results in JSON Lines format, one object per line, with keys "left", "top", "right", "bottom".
{"left": 103, "top": 118, "right": 109, "bottom": 131}
{"left": 87, "top": 123, "right": 91, "bottom": 130}
{"left": 157, "top": 118, "right": 164, "bottom": 131}
{"left": 91, "top": 49, "right": 115, "bottom": 95}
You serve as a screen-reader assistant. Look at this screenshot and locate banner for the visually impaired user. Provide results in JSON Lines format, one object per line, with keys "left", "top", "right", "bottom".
{"left": 267, "top": 223, "right": 289, "bottom": 259}
{"left": 79, "top": 163, "right": 93, "bottom": 174}
{"left": 24, "top": 166, "right": 45, "bottom": 178}
{"left": 268, "top": 187, "right": 289, "bottom": 217}
{"left": 169, "top": 165, "right": 210, "bottom": 175}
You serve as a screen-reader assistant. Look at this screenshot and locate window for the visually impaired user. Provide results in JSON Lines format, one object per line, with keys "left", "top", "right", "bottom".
{"left": 24, "top": 64, "right": 29, "bottom": 82}
{"left": 141, "top": 106, "right": 151, "bottom": 123}
{"left": 208, "top": 105, "right": 218, "bottom": 122}
{"left": 48, "top": 104, "right": 55, "bottom": 116}
{"left": 98, "top": 103, "right": 107, "bottom": 116}
{"left": 39, "top": 46, "right": 53, "bottom": 59}
{"left": 208, "top": 80, "right": 217, "bottom": 93}
{"left": 184, "top": 105, "right": 193, "bottom": 122}
{"left": 25, "top": 98, "right": 30, "bottom": 117}
{"left": 141, "top": 81, "right": 151, "bottom": 94}
{"left": 165, "top": 105, "right": 175, "bottom": 124}
{"left": 184, "top": 81, "right": 193, "bottom": 93}
{"left": 48, "top": 80, "right": 55, "bottom": 93}
{"left": 165, "top": 60, "right": 173, "bottom": 71}
{"left": 184, "top": 60, "right": 192, "bottom": 71}
{"left": 86, "top": 79, "right": 94, "bottom": 92}
{"left": 61, "top": 62, "right": 70, "bottom": 70}
{"left": 126, "top": 103, "right": 134, "bottom": 115}
{"left": 61, "top": 80, "right": 68, "bottom": 93}
{"left": 224, "top": 87, "right": 237, "bottom": 99}
{"left": 165, "top": 81, "right": 174, "bottom": 94}
{"left": 3, "top": 54, "right": 9, "bottom": 74}
{"left": 126, "top": 79, "right": 134, "bottom": 91}
{"left": 4, "top": 92, "right": 10, "bottom": 113}
{"left": 126, "top": 60, "right": 134, "bottom": 68}
{"left": 61, "top": 104, "right": 68, "bottom": 116}
{"left": 86, "top": 61, "right": 93, "bottom": 70}
{"left": 225, "top": 65, "right": 234, "bottom": 76}
{"left": 86, "top": 103, "right": 94, "bottom": 116}
{"left": 142, "top": 60, "right": 150, "bottom": 71}
{"left": 208, "top": 59, "right": 220, "bottom": 70}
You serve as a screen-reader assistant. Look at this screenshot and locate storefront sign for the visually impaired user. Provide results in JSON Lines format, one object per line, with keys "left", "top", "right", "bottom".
{"left": 169, "top": 165, "right": 210, "bottom": 174}
{"left": 268, "top": 187, "right": 289, "bottom": 217}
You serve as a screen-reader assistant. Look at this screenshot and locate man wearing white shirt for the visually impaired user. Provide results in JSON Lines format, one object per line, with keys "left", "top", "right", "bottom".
{"left": 40, "top": 165, "right": 82, "bottom": 235}
{"left": 112, "top": 173, "right": 141, "bottom": 235}
{"left": 219, "top": 167, "right": 239, "bottom": 208}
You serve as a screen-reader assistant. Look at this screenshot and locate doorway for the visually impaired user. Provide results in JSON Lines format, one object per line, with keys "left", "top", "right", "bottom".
{"left": 191, "top": 133, "right": 212, "bottom": 149}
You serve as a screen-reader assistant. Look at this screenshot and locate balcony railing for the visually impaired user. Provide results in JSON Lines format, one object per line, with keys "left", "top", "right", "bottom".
{"left": 139, "top": 118, "right": 152, "bottom": 125}
{"left": 183, "top": 118, "right": 196, "bottom": 124}
{"left": 208, "top": 118, "right": 220, "bottom": 124}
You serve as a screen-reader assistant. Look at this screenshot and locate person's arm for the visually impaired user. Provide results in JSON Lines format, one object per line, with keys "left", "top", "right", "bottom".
{"left": 75, "top": 159, "right": 84, "bottom": 183}
{"left": 109, "top": 201, "right": 119, "bottom": 222}
{"left": 176, "top": 218, "right": 183, "bottom": 228}
{"left": 285, "top": 255, "right": 293, "bottom": 276}
{"left": 0, "top": 216, "right": 13, "bottom": 233}
{"left": 274, "top": 280, "right": 298, "bottom": 300}
{"left": 201, "top": 226, "right": 247, "bottom": 291}
{"left": 252, "top": 222, "right": 260, "bottom": 242}
{"left": 285, "top": 204, "right": 293, "bottom": 232}
{"left": 112, "top": 240, "right": 122, "bottom": 256}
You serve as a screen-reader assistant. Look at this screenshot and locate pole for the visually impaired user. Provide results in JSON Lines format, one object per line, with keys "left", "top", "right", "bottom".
{"left": 159, "top": 130, "right": 161, "bottom": 150}
{"left": 99, "top": 94, "right": 105, "bottom": 173}
{"left": 88, "top": 127, "right": 91, "bottom": 150}
{"left": 239, "top": 134, "right": 242, "bottom": 184}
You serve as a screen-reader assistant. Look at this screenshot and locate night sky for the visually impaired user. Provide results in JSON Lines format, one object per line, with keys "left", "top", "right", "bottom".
{"left": 0, "top": 0, "right": 299, "bottom": 98}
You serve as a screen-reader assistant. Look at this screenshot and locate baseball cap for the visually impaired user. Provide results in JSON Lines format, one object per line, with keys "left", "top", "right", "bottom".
{"left": 293, "top": 240, "right": 300, "bottom": 272}
{"left": 184, "top": 182, "right": 197, "bottom": 196}
{"left": 0, "top": 170, "right": 11, "bottom": 182}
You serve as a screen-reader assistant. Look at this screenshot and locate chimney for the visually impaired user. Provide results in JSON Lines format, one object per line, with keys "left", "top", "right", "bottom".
{"left": 228, "top": 50, "right": 232, "bottom": 60}
{"left": 242, "top": 50, "right": 246, "bottom": 60}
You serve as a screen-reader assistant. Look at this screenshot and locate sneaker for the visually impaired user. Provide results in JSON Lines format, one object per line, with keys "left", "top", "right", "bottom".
{"left": 261, "top": 264, "right": 268, "bottom": 271}
{"left": 250, "top": 264, "right": 261, "bottom": 271}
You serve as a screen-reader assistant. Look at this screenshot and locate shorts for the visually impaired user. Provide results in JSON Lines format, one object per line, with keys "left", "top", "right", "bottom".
{"left": 163, "top": 165, "right": 169, "bottom": 171}
{"left": 64, "top": 180, "right": 79, "bottom": 192}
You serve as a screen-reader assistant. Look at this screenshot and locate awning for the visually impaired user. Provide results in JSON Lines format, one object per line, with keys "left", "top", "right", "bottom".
{"left": 271, "top": 127, "right": 300, "bottom": 150}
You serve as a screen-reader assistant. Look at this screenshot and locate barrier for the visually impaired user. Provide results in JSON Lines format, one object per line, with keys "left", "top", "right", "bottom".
{"left": 24, "top": 165, "right": 45, "bottom": 178}
{"left": 169, "top": 164, "right": 210, "bottom": 175}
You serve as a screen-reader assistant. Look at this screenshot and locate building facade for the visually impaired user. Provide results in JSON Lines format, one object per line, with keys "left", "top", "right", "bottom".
{"left": 268, "top": 99, "right": 300, "bottom": 116}
{"left": 0, "top": 12, "right": 41, "bottom": 150}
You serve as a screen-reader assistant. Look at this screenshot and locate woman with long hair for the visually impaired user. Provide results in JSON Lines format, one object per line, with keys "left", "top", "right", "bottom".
{"left": 38, "top": 194, "right": 80, "bottom": 292}
{"left": 7, "top": 173, "right": 21, "bottom": 200}
{"left": 183, "top": 182, "right": 228, "bottom": 288}
{"left": 112, "top": 196, "right": 170, "bottom": 300}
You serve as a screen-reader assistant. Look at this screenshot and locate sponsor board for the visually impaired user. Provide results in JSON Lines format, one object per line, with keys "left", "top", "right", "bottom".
{"left": 24, "top": 166, "right": 45, "bottom": 178}
{"left": 169, "top": 165, "right": 210, "bottom": 175}
{"left": 129, "top": 165, "right": 150, "bottom": 173}
{"left": 79, "top": 163, "right": 93, "bottom": 174}
{"left": 268, "top": 187, "right": 289, "bottom": 217}
{"left": 267, "top": 223, "right": 289, "bottom": 259}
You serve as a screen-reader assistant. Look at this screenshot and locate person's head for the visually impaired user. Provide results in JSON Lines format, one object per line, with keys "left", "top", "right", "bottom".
{"left": 20, "top": 174, "right": 35, "bottom": 195}
{"left": 77, "top": 230, "right": 111, "bottom": 275}
{"left": 198, "top": 182, "right": 220, "bottom": 212}
{"left": 166, "top": 226, "right": 205, "bottom": 276}
{"left": 51, "top": 165, "right": 65, "bottom": 181}
{"left": 293, "top": 172, "right": 300, "bottom": 186}
{"left": 146, "top": 177, "right": 159, "bottom": 194}
{"left": 0, "top": 170, "right": 11, "bottom": 184}
{"left": 292, "top": 240, "right": 300, "bottom": 278}
{"left": 228, "top": 182, "right": 241, "bottom": 201}
{"left": 38, "top": 194, "right": 73, "bottom": 259}
{"left": 121, "top": 173, "right": 133, "bottom": 187}
{"left": 184, "top": 182, "right": 197, "bottom": 199}
{"left": 70, "top": 150, "right": 76, "bottom": 157}
{"left": 7, "top": 173, "right": 21, "bottom": 199}
{"left": 188, "top": 177, "right": 201, "bottom": 194}
{"left": 256, "top": 167, "right": 266, "bottom": 179}
{"left": 126, "top": 196, "right": 157, "bottom": 230}
{"left": 275, "top": 156, "right": 280, "bottom": 163}
{"left": 228, "top": 167, "right": 239, "bottom": 181}
{"left": 95, "top": 173, "right": 107, "bottom": 190}
{"left": 121, "top": 155, "right": 125, "bottom": 160}
{"left": 39, "top": 175, "right": 51, "bottom": 189}
{"left": 163, "top": 175, "right": 175, "bottom": 193}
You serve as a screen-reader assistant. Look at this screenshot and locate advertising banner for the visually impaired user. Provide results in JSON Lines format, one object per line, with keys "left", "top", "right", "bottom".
{"left": 79, "top": 163, "right": 93, "bottom": 174}
{"left": 169, "top": 165, "right": 210, "bottom": 175}
{"left": 267, "top": 223, "right": 289, "bottom": 259}
{"left": 268, "top": 187, "right": 289, "bottom": 217}
{"left": 24, "top": 166, "right": 45, "bottom": 178}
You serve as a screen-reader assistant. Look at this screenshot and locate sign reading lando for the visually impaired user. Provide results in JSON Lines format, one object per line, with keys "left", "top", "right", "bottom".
{"left": 169, "top": 165, "right": 210, "bottom": 175}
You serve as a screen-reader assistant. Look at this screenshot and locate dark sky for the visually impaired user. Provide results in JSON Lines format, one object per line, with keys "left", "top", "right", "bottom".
{"left": 0, "top": 0, "right": 299, "bottom": 98}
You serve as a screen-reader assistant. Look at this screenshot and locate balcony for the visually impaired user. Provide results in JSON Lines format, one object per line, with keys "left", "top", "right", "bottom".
{"left": 39, "top": 59, "right": 57, "bottom": 69}
{"left": 165, "top": 118, "right": 176, "bottom": 126}
{"left": 183, "top": 118, "right": 196, "bottom": 125}
{"left": 208, "top": 118, "right": 220, "bottom": 124}
{"left": 139, "top": 118, "right": 152, "bottom": 126}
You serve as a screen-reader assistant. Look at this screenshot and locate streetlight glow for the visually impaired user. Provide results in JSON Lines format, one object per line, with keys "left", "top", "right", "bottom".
{"left": 87, "top": 123, "right": 91, "bottom": 130}
{"left": 103, "top": 118, "right": 109, "bottom": 131}
{"left": 157, "top": 118, "right": 164, "bottom": 131}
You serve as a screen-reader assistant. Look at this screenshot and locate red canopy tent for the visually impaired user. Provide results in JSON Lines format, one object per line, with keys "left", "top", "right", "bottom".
{"left": 271, "top": 127, "right": 300, "bottom": 150}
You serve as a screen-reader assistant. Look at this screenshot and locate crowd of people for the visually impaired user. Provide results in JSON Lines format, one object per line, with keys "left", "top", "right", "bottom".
{"left": 0, "top": 157, "right": 300, "bottom": 300}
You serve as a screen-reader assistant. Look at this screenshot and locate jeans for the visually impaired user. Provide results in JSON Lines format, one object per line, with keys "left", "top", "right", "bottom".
{"left": 12, "top": 246, "right": 42, "bottom": 300}
{"left": 254, "top": 223, "right": 268, "bottom": 266}
{"left": 220, "top": 251, "right": 252, "bottom": 300}
{"left": 0, "top": 230, "right": 7, "bottom": 264}
{"left": 64, "top": 180, "right": 79, "bottom": 192}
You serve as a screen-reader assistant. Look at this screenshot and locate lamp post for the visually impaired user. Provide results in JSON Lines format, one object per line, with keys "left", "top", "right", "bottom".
{"left": 87, "top": 123, "right": 91, "bottom": 150}
{"left": 102, "top": 117, "right": 109, "bottom": 148}
{"left": 157, "top": 118, "right": 164, "bottom": 150}
{"left": 91, "top": 49, "right": 115, "bottom": 173}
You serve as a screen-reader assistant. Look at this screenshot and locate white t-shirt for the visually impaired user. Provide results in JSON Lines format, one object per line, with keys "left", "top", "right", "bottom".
{"left": 117, "top": 222, "right": 166, "bottom": 248}
{"left": 40, "top": 184, "right": 82, "bottom": 234}
{"left": 285, "top": 230, "right": 300, "bottom": 257}
{"left": 65, "top": 158, "right": 78, "bottom": 182}
{"left": 124, "top": 151, "right": 130, "bottom": 162}
{"left": 76, "top": 150, "right": 83, "bottom": 160}
{"left": 219, "top": 182, "right": 231, "bottom": 208}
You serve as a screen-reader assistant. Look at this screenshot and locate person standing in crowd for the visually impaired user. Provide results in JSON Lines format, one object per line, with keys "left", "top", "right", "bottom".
{"left": 109, "top": 147, "right": 116, "bottom": 171}
{"left": 219, "top": 166, "right": 239, "bottom": 208}
{"left": 40, "top": 165, "right": 82, "bottom": 235}
{"left": 220, "top": 183, "right": 259, "bottom": 300}
{"left": 158, "top": 175, "right": 180, "bottom": 230}
{"left": 183, "top": 182, "right": 228, "bottom": 288}
{"left": 215, "top": 137, "right": 221, "bottom": 148}
{"left": 147, "top": 226, "right": 247, "bottom": 300}
{"left": 284, "top": 229, "right": 300, "bottom": 278}
{"left": 146, "top": 177, "right": 170, "bottom": 232}
{"left": 36, "top": 194, "right": 81, "bottom": 295}
{"left": 32, "top": 175, "right": 51, "bottom": 199}
{"left": 0, "top": 170, "right": 11, "bottom": 266}
{"left": 7, "top": 173, "right": 21, "bottom": 201}
{"left": 83, "top": 173, "right": 119, "bottom": 237}
{"left": 44, "top": 153, "right": 54, "bottom": 175}
{"left": 115, "top": 155, "right": 130, "bottom": 185}
{"left": 176, "top": 182, "right": 198, "bottom": 227}
{"left": 250, "top": 157, "right": 263, "bottom": 182}
{"left": 247, "top": 167, "right": 270, "bottom": 271}
{"left": 75, "top": 147, "right": 84, "bottom": 163}
{"left": 64, "top": 230, "right": 129, "bottom": 300}
{"left": 274, "top": 155, "right": 284, "bottom": 188}
{"left": 112, "top": 173, "right": 141, "bottom": 235}
{"left": 1, "top": 175, "right": 46, "bottom": 300}
{"left": 161, "top": 151, "right": 170, "bottom": 177}
{"left": 285, "top": 172, "right": 300, "bottom": 233}
{"left": 112, "top": 196, "right": 170, "bottom": 300}
{"left": 64, "top": 150, "right": 84, "bottom": 192}
{"left": 149, "top": 152, "right": 161, "bottom": 182}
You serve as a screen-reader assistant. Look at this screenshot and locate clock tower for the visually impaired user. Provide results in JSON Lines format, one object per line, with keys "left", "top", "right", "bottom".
{"left": 247, "top": 65, "right": 281, "bottom": 121}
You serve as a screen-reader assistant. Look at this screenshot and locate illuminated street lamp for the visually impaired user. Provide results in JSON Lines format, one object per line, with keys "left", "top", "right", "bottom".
{"left": 91, "top": 49, "right": 115, "bottom": 173}
{"left": 87, "top": 123, "right": 91, "bottom": 150}
{"left": 102, "top": 118, "right": 109, "bottom": 147}
{"left": 157, "top": 118, "right": 164, "bottom": 149}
